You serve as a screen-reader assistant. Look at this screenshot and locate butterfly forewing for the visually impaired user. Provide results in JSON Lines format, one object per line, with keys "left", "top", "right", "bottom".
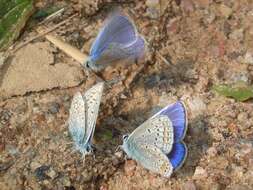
{"left": 82, "top": 82, "right": 104, "bottom": 145}
{"left": 90, "top": 14, "right": 136, "bottom": 60}
{"left": 94, "top": 36, "right": 145, "bottom": 66}
{"left": 68, "top": 92, "right": 86, "bottom": 145}
{"left": 128, "top": 115, "right": 174, "bottom": 154}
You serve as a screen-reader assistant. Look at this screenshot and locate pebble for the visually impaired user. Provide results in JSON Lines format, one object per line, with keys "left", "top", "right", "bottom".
{"left": 146, "top": 0, "right": 160, "bottom": 19}
{"left": 243, "top": 51, "right": 253, "bottom": 64}
{"left": 219, "top": 4, "right": 232, "bottom": 18}
{"left": 207, "top": 147, "right": 217, "bottom": 157}
{"left": 61, "top": 176, "right": 71, "bottom": 187}
{"left": 182, "top": 181, "right": 197, "bottom": 190}
{"left": 47, "top": 168, "right": 57, "bottom": 179}
{"left": 185, "top": 96, "right": 206, "bottom": 118}
{"left": 193, "top": 166, "right": 208, "bottom": 179}
{"left": 0, "top": 110, "right": 11, "bottom": 124}
{"left": 30, "top": 161, "right": 41, "bottom": 171}
{"left": 124, "top": 160, "right": 136, "bottom": 177}
{"left": 34, "top": 165, "right": 50, "bottom": 181}
{"left": 82, "top": 170, "right": 93, "bottom": 182}
{"left": 110, "top": 157, "right": 118, "bottom": 167}
{"left": 227, "top": 184, "right": 251, "bottom": 190}
{"left": 229, "top": 28, "right": 244, "bottom": 41}
{"left": 5, "top": 144, "right": 19, "bottom": 156}
{"left": 181, "top": 0, "right": 195, "bottom": 12}
{"left": 48, "top": 102, "right": 60, "bottom": 114}
{"left": 114, "top": 151, "right": 124, "bottom": 159}
{"left": 204, "top": 10, "right": 216, "bottom": 24}
{"left": 194, "top": 0, "right": 211, "bottom": 8}
{"left": 237, "top": 112, "right": 248, "bottom": 122}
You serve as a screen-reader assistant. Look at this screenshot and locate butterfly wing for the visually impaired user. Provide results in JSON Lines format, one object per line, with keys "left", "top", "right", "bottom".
{"left": 167, "top": 142, "right": 188, "bottom": 170}
{"left": 68, "top": 92, "right": 86, "bottom": 150}
{"left": 153, "top": 102, "right": 188, "bottom": 169}
{"left": 153, "top": 101, "right": 188, "bottom": 142}
{"left": 82, "top": 82, "right": 104, "bottom": 145}
{"left": 90, "top": 14, "right": 137, "bottom": 62}
{"left": 128, "top": 115, "right": 174, "bottom": 154}
{"left": 127, "top": 143, "right": 173, "bottom": 177}
{"left": 93, "top": 36, "right": 145, "bottom": 66}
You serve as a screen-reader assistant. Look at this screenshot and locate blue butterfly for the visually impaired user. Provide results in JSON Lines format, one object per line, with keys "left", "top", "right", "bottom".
{"left": 68, "top": 82, "right": 104, "bottom": 157}
{"left": 84, "top": 14, "right": 145, "bottom": 72}
{"left": 122, "top": 101, "right": 188, "bottom": 177}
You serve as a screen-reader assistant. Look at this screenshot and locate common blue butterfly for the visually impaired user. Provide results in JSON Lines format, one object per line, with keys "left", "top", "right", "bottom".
{"left": 122, "top": 101, "right": 188, "bottom": 177}
{"left": 84, "top": 14, "right": 145, "bottom": 72}
{"left": 68, "top": 82, "right": 104, "bottom": 157}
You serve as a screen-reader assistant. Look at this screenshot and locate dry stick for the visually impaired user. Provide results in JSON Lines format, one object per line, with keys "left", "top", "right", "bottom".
{"left": 45, "top": 34, "right": 87, "bottom": 64}
{"left": 13, "top": 13, "right": 78, "bottom": 52}
{"left": 39, "top": 8, "right": 65, "bottom": 25}
{"left": 43, "top": 34, "right": 107, "bottom": 82}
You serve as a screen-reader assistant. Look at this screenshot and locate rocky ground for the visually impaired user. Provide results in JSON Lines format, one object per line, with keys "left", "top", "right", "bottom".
{"left": 0, "top": 0, "right": 253, "bottom": 189}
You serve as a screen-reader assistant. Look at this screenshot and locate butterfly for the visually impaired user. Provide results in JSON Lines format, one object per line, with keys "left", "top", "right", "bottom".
{"left": 68, "top": 82, "right": 104, "bottom": 157}
{"left": 84, "top": 13, "right": 145, "bottom": 72}
{"left": 121, "top": 101, "right": 188, "bottom": 177}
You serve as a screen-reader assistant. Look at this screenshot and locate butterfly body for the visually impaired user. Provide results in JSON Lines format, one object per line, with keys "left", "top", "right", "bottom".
{"left": 122, "top": 101, "right": 188, "bottom": 177}
{"left": 68, "top": 82, "right": 104, "bottom": 156}
{"left": 84, "top": 14, "right": 145, "bottom": 72}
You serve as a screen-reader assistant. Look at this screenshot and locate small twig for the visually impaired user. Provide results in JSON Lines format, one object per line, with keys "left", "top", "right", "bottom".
{"left": 13, "top": 13, "right": 78, "bottom": 52}
{"left": 39, "top": 8, "right": 65, "bottom": 25}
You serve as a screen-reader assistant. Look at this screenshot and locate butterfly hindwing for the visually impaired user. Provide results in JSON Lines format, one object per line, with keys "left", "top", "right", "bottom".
{"left": 167, "top": 142, "right": 188, "bottom": 170}
{"left": 128, "top": 115, "right": 174, "bottom": 155}
{"left": 68, "top": 92, "right": 86, "bottom": 150}
{"left": 128, "top": 143, "right": 173, "bottom": 177}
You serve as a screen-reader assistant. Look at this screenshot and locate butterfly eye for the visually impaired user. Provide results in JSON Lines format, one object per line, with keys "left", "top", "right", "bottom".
{"left": 86, "top": 145, "right": 93, "bottom": 154}
{"left": 85, "top": 60, "right": 91, "bottom": 68}
{"left": 123, "top": 135, "right": 129, "bottom": 140}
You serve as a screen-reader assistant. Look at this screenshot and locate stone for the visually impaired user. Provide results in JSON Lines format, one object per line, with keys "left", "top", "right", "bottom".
{"left": 181, "top": 0, "right": 195, "bottom": 12}
{"left": 207, "top": 147, "right": 217, "bottom": 157}
{"left": 47, "top": 168, "right": 57, "bottom": 179}
{"left": 182, "top": 181, "right": 197, "bottom": 190}
{"left": 82, "top": 170, "right": 93, "bottom": 182}
{"left": 219, "top": 4, "right": 232, "bottom": 18}
{"left": 185, "top": 96, "right": 206, "bottom": 118}
{"left": 48, "top": 102, "right": 60, "bottom": 114}
{"left": 243, "top": 51, "right": 253, "bottom": 64}
{"left": 124, "top": 160, "right": 136, "bottom": 177}
{"left": 61, "top": 176, "right": 71, "bottom": 187}
{"left": 114, "top": 151, "right": 124, "bottom": 159}
{"left": 146, "top": 0, "right": 160, "bottom": 19}
{"left": 194, "top": 0, "right": 211, "bottom": 8}
{"left": 193, "top": 166, "right": 208, "bottom": 179}
{"left": 229, "top": 28, "right": 244, "bottom": 41}
{"left": 0, "top": 42, "right": 83, "bottom": 100}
